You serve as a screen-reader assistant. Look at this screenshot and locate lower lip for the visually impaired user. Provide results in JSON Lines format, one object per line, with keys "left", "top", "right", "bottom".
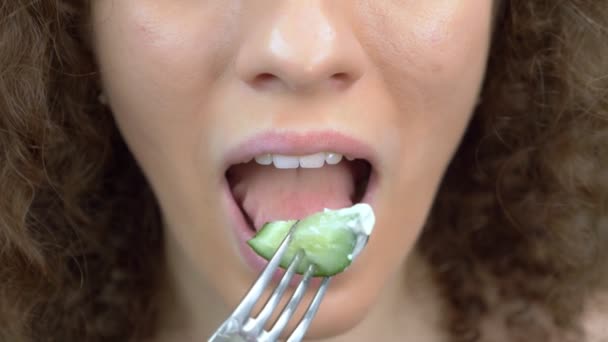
{"left": 221, "top": 168, "right": 379, "bottom": 286}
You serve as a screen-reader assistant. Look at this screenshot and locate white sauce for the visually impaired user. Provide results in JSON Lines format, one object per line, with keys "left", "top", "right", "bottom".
{"left": 324, "top": 203, "right": 375, "bottom": 236}
{"left": 324, "top": 203, "right": 375, "bottom": 261}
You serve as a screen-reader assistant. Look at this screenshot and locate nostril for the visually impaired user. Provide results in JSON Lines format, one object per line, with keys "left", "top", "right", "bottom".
{"left": 329, "top": 72, "right": 355, "bottom": 90}
{"left": 250, "top": 73, "right": 281, "bottom": 90}
{"left": 331, "top": 72, "right": 349, "bottom": 80}
{"left": 246, "top": 70, "right": 360, "bottom": 92}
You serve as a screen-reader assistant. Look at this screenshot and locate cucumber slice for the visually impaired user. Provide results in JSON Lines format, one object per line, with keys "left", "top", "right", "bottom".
{"left": 247, "top": 204, "right": 375, "bottom": 277}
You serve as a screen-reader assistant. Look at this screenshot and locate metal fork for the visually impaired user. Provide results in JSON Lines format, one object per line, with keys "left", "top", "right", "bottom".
{"left": 208, "top": 221, "right": 331, "bottom": 342}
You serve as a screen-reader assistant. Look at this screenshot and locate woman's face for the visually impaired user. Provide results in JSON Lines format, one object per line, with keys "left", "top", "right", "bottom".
{"left": 92, "top": 0, "right": 493, "bottom": 338}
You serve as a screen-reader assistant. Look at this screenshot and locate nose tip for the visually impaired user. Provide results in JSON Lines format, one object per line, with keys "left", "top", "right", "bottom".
{"left": 235, "top": 4, "right": 365, "bottom": 93}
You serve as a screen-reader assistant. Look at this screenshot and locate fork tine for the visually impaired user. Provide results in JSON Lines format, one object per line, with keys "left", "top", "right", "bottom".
{"left": 262, "top": 264, "right": 316, "bottom": 341}
{"left": 286, "top": 276, "right": 331, "bottom": 342}
{"left": 230, "top": 221, "right": 300, "bottom": 323}
{"left": 243, "top": 250, "right": 305, "bottom": 336}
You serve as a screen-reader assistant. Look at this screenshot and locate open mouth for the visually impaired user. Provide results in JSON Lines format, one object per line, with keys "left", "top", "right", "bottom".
{"left": 225, "top": 152, "right": 373, "bottom": 232}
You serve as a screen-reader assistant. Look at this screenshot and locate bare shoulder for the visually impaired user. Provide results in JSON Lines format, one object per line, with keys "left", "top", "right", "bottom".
{"left": 582, "top": 291, "right": 608, "bottom": 342}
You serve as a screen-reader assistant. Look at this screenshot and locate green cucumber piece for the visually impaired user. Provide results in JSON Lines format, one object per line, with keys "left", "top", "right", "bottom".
{"left": 247, "top": 204, "right": 373, "bottom": 277}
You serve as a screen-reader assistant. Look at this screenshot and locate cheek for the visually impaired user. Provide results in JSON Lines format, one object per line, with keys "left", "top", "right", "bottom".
{"left": 91, "top": 2, "right": 244, "bottom": 241}
{"left": 91, "top": 1, "right": 239, "bottom": 129}
{"left": 91, "top": 1, "right": 241, "bottom": 175}
{"left": 352, "top": 1, "right": 493, "bottom": 257}
{"left": 358, "top": 1, "right": 492, "bottom": 107}
{"left": 93, "top": 1, "right": 239, "bottom": 89}
{"left": 359, "top": 1, "right": 492, "bottom": 168}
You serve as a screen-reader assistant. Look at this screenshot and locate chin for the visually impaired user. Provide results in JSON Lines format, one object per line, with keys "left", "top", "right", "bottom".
{"left": 302, "top": 284, "right": 378, "bottom": 339}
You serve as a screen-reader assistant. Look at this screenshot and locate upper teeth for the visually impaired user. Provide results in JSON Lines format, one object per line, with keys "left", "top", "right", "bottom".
{"left": 253, "top": 152, "right": 348, "bottom": 169}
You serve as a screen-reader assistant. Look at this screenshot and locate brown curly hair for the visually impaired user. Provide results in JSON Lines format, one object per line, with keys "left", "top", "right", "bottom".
{"left": 0, "top": 1, "right": 607, "bottom": 341}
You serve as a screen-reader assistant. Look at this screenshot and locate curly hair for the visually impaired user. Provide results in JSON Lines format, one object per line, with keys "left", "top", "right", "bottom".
{"left": 0, "top": 1, "right": 606, "bottom": 341}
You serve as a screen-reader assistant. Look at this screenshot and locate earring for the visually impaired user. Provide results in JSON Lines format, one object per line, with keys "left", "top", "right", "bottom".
{"left": 98, "top": 92, "right": 108, "bottom": 105}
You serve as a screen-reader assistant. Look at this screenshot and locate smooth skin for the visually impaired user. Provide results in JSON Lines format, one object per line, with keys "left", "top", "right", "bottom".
{"left": 91, "top": 1, "right": 493, "bottom": 341}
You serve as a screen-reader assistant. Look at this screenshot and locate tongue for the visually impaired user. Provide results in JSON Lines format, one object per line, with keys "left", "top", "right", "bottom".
{"left": 230, "top": 162, "right": 354, "bottom": 230}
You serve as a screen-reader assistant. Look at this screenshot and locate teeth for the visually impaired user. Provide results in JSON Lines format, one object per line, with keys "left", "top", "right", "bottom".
{"left": 325, "top": 152, "right": 343, "bottom": 165}
{"left": 254, "top": 154, "right": 272, "bottom": 165}
{"left": 299, "top": 152, "right": 326, "bottom": 168}
{"left": 272, "top": 155, "right": 300, "bottom": 169}
{"left": 252, "top": 152, "right": 347, "bottom": 168}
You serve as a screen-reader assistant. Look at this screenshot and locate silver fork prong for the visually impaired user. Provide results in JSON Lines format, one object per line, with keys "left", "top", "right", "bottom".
{"left": 230, "top": 221, "right": 300, "bottom": 324}
{"left": 286, "top": 276, "right": 331, "bottom": 342}
{"left": 243, "top": 250, "right": 305, "bottom": 336}
{"left": 261, "top": 264, "right": 316, "bottom": 342}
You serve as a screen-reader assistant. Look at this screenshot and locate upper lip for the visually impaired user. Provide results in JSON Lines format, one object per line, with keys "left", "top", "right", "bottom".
{"left": 221, "top": 129, "right": 379, "bottom": 172}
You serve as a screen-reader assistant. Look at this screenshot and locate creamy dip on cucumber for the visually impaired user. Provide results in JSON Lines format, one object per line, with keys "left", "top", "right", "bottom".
{"left": 247, "top": 203, "right": 375, "bottom": 277}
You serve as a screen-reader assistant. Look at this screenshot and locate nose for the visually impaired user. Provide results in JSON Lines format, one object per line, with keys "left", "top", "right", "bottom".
{"left": 235, "top": 2, "right": 366, "bottom": 93}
